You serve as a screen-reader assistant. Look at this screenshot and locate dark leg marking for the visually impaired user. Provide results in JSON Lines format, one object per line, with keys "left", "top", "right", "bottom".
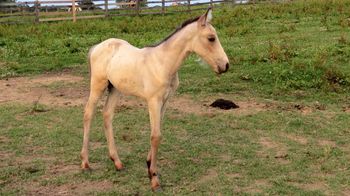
{"left": 147, "top": 160, "right": 152, "bottom": 179}
{"left": 147, "top": 160, "right": 151, "bottom": 169}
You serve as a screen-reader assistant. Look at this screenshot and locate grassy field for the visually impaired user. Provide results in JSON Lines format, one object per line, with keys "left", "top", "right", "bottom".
{"left": 1, "top": 0, "right": 350, "bottom": 195}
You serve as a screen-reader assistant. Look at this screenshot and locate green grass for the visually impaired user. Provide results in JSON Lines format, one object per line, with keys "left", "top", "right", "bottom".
{"left": 1, "top": 0, "right": 350, "bottom": 102}
{"left": 1, "top": 0, "right": 350, "bottom": 195}
{"left": 0, "top": 102, "right": 349, "bottom": 195}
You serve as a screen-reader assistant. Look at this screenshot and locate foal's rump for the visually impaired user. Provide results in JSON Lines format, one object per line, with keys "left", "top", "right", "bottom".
{"left": 89, "top": 38, "right": 125, "bottom": 68}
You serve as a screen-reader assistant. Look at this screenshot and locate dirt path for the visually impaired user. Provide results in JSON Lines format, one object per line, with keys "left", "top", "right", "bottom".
{"left": 0, "top": 73, "right": 268, "bottom": 115}
{"left": 0, "top": 73, "right": 87, "bottom": 106}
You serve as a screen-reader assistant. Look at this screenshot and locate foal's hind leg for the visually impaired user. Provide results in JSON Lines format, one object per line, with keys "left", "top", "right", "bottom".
{"left": 103, "top": 87, "right": 123, "bottom": 170}
{"left": 81, "top": 79, "right": 108, "bottom": 170}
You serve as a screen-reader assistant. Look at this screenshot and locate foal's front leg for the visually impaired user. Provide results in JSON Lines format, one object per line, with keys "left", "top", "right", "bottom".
{"left": 147, "top": 97, "right": 163, "bottom": 191}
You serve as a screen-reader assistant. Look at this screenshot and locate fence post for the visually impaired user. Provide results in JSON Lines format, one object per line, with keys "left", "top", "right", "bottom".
{"left": 136, "top": 0, "right": 140, "bottom": 16}
{"left": 161, "top": 0, "right": 165, "bottom": 15}
{"left": 187, "top": 0, "right": 190, "bottom": 12}
{"left": 210, "top": 0, "right": 213, "bottom": 7}
{"left": 104, "top": 0, "right": 109, "bottom": 18}
{"left": 21, "top": 5, "right": 25, "bottom": 17}
{"left": 34, "top": 0, "right": 39, "bottom": 23}
{"left": 72, "top": 0, "right": 76, "bottom": 22}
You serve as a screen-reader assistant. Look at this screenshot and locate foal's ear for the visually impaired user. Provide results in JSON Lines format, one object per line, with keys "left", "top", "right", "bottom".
{"left": 198, "top": 7, "right": 213, "bottom": 27}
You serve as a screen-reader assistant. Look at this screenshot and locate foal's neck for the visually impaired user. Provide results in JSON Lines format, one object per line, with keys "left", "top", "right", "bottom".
{"left": 154, "top": 24, "right": 196, "bottom": 77}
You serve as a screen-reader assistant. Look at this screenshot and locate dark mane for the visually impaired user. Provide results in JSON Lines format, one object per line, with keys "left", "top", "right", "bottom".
{"left": 147, "top": 16, "right": 200, "bottom": 47}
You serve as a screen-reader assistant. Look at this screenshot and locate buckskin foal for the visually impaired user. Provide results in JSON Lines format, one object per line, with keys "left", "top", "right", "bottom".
{"left": 80, "top": 8, "right": 229, "bottom": 191}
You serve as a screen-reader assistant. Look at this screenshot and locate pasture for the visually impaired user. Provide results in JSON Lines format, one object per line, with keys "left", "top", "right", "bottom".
{"left": 1, "top": 0, "right": 350, "bottom": 195}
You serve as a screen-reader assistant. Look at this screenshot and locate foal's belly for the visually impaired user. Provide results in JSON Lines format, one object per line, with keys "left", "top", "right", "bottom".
{"left": 106, "top": 44, "right": 168, "bottom": 99}
{"left": 108, "top": 70, "right": 145, "bottom": 98}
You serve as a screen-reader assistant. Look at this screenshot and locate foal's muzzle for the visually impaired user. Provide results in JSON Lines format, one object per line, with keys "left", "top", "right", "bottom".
{"left": 218, "top": 63, "right": 229, "bottom": 74}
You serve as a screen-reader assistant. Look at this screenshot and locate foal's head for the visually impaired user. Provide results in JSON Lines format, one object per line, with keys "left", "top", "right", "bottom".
{"left": 191, "top": 8, "right": 229, "bottom": 74}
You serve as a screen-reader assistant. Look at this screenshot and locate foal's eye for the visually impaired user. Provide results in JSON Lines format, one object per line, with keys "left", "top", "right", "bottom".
{"left": 208, "top": 37, "right": 216, "bottom": 42}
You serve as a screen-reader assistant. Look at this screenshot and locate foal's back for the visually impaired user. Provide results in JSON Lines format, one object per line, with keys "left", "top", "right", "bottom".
{"left": 89, "top": 38, "right": 136, "bottom": 71}
{"left": 89, "top": 38, "right": 159, "bottom": 98}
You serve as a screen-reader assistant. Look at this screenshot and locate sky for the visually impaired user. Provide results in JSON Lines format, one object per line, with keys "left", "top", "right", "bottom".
{"left": 14, "top": 0, "right": 248, "bottom": 8}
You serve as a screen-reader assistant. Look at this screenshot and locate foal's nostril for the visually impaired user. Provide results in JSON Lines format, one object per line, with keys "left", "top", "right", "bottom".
{"left": 217, "top": 63, "right": 229, "bottom": 74}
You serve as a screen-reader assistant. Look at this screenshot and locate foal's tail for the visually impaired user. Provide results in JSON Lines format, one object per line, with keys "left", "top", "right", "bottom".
{"left": 87, "top": 45, "right": 96, "bottom": 79}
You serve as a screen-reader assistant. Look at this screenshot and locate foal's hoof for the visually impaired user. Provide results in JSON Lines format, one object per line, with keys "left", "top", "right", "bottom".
{"left": 150, "top": 174, "right": 161, "bottom": 192}
{"left": 81, "top": 162, "right": 90, "bottom": 170}
{"left": 152, "top": 185, "right": 162, "bottom": 192}
{"left": 110, "top": 157, "right": 124, "bottom": 171}
{"left": 115, "top": 163, "right": 124, "bottom": 171}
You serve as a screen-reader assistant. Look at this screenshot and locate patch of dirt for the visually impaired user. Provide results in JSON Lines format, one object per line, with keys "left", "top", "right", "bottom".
{"left": 283, "top": 133, "right": 308, "bottom": 145}
{"left": 258, "top": 137, "right": 290, "bottom": 164}
{"left": 0, "top": 73, "right": 87, "bottom": 107}
{"left": 0, "top": 135, "right": 10, "bottom": 143}
{"left": 26, "top": 180, "right": 114, "bottom": 196}
{"left": 343, "top": 189, "right": 350, "bottom": 195}
{"left": 291, "top": 182, "right": 328, "bottom": 192}
{"left": 0, "top": 151, "right": 14, "bottom": 167}
{"left": 277, "top": 103, "right": 313, "bottom": 115}
{"left": 90, "top": 141, "right": 104, "bottom": 150}
{"left": 197, "top": 168, "right": 218, "bottom": 184}
{"left": 225, "top": 173, "right": 241, "bottom": 179}
{"left": 300, "top": 107, "right": 313, "bottom": 115}
{"left": 49, "top": 164, "right": 80, "bottom": 176}
{"left": 259, "top": 137, "right": 279, "bottom": 149}
{"left": 219, "top": 154, "right": 231, "bottom": 162}
{"left": 15, "top": 155, "right": 55, "bottom": 166}
{"left": 342, "top": 105, "right": 350, "bottom": 113}
{"left": 0, "top": 73, "right": 269, "bottom": 117}
{"left": 241, "top": 179, "right": 271, "bottom": 194}
{"left": 318, "top": 139, "right": 336, "bottom": 147}
{"left": 169, "top": 96, "right": 268, "bottom": 116}
{"left": 277, "top": 102, "right": 329, "bottom": 115}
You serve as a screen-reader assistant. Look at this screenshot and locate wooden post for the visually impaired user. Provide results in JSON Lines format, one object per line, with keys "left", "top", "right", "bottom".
{"left": 34, "top": 0, "right": 39, "bottom": 23}
{"left": 136, "top": 0, "right": 140, "bottom": 16}
{"left": 187, "top": 0, "right": 190, "bottom": 12}
{"left": 161, "top": 0, "right": 165, "bottom": 15}
{"left": 72, "top": 0, "right": 76, "bottom": 22}
{"left": 104, "top": 0, "right": 109, "bottom": 18}
{"left": 21, "top": 5, "right": 25, "bottom": 17}
{"left": 210, "top": 0, "right": 213, "bottom": 7}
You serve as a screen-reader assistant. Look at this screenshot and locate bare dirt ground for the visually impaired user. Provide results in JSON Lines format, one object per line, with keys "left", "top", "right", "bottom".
{"left": 0, "top": 73, "right": 87, "bottom": 106}
{"left": 0, "top": 73, "right": 269, "bottom": 116}
{"left": 0, "top": 73, "right": 333, "bottom": 117}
